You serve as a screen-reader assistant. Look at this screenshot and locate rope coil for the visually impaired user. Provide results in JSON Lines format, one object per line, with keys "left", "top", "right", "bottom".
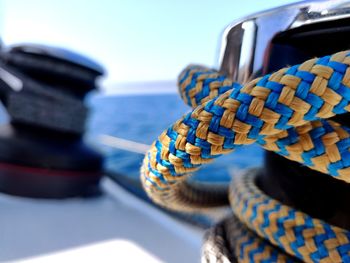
{"left": 230, "top": 170, "right": 350, "bottom": 262}
{"left": 140, "top": 50, "right": 350, "bottom": 262}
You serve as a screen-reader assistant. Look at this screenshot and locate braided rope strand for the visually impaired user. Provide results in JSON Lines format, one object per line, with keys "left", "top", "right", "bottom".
{"left": 203, "top": 169, "right": 350, "bottom": 263}
{"left": 141, "top": 51, "right": 350, "bottom": 211}
{"left": 229, "top": 170, "right": 350, "bottom": 263}
{"left": 179, "top": 65, "right": 350, "bottom": 179}
{"left": 202, "top": 212, "right": 299, "bottom": 263}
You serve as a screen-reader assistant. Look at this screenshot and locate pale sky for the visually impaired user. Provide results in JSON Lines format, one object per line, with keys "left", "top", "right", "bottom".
{"left": 1, "top": 0, "right": 298, "bottom": 88}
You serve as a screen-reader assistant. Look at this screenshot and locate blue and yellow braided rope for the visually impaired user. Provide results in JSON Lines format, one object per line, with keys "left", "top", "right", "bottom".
{"left": 140, "top": 50, "right": 350, "bottom": 262}
{"left": 202, "top": 169, "right": 350, "bottom": 263}
{"left": 230, "top": 170, "right": 350, "bottom": 262}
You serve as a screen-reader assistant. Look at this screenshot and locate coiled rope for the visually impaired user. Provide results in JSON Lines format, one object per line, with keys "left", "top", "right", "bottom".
{"left": 140, "top": 51, "right": 350, "bottom": 262}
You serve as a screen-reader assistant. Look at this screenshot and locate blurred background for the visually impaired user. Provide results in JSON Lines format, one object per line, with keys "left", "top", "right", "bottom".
{"left": 0, "top": 0, "right": 298, "bottom": 183}
{"left": 2, "top": 0, "right": 297, "bottom": 91}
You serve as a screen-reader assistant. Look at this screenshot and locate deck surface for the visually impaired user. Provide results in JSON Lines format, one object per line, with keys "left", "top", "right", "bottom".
{"left": 0, "top": 178, "right": 203, "bottom": 262}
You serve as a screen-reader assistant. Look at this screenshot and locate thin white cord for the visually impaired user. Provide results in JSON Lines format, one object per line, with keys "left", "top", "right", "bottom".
{"left": 99, "top": 134, "right": 150, "bottom": 154}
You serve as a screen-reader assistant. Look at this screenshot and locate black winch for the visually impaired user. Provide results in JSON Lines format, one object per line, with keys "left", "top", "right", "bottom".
{"left": 0, "top": 43, "right": 105, "bottom": 198}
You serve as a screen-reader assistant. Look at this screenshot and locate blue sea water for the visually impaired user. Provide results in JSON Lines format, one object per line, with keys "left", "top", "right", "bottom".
{"left": 86, "top": 93, "right": 264, "bottom": 183}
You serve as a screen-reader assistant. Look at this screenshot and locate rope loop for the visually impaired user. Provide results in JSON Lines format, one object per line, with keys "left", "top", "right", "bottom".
{"left": 140, "top": 50, "right": 350, "bottom": 262}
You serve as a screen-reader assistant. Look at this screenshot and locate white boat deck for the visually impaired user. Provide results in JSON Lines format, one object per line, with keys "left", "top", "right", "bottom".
{"left": 0, "top": 178, "right": 203, "bottom": 262}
